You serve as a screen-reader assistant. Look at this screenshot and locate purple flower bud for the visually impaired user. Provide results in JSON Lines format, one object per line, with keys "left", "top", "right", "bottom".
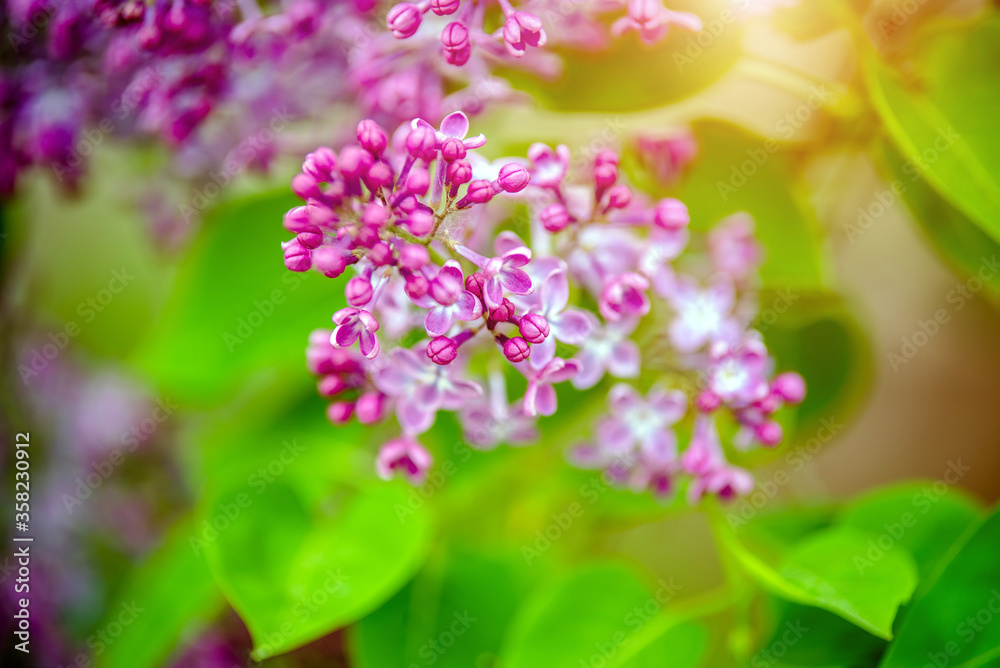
{"left": 367, "top": 242, "right": 395, "bottom": 267}
{"left": 441, "top": 21, "right": 471, "bottom": 66}
{"left": 606, "top": 184, "right": 632, "bottom": 209}
{"left": 318, "top": 375, "right": 348, "bottom": 397}
{"left": 427, "top": 336, "right": 458, "bottom": 365}
{"left": 754, "top": 421, "right": 783, "bottom": 447}
{"left": 327, "top": 401, "right": 354, "bottom": 424}
{"left": 456, "top": 179, "right": 494, "bottom": 208}
{"left": 596, "top": 149, "right": 620, "bottom": 167}
{"left": 447, "top": 159, "right": 473, "bottom": 187}
{"left": 430, "top": 268, "right": 464, "bottom": 305}
{"left": 339, "top": 145, "right": 374, "bottom": 181}
{"left": 398, "top": 244, "right": 430, "bottom": 269}
{"left": 405, "top": 167, "right": 430, "bottom": 195}
{"left": 403, "top": 269, "right": 429, "bottom": 299}
{"left": 465, "top": 272, "right": 486, "bottom": 299}
{"left": 430, "top": 0, "right": 460, "bottom": 15}
{"left": 307, "top": 200, "right": 337, "bottom": 226}
{"left": 594, "top": 162, "right": 617, "bottom": 189}
{"left": 387, "top": 2, "right": 422, "bottom": 38}
{"left": 406, "top": 124, "right": 438, "bottom": 161}
{"left": 772, "top": 372, "right": 806, "bottom": 404}
{"left": 297, "top": 229, "right": 324, "bottom": 249}
{"left": 502, "top": 10, "right": 546, "bottom": 57}
{"left": 283, "top": 239, "right": 312, "bottom": 272}
{"left": 346, "top": 276, "right": 374, "bottom": 306}
{"left": 487, "top": 298, "right": 515, "bottom": 327}
{"left": 303, "top": 147, "right": 337, "bottom": 181}
{"left": 366, "top": 161, "right": 395, "bottom": 190}
{"left": 291, "top": 172, "right": 321, "bottom": 199}
{"left": 497, "top": 163, "right": 530, "bottom": 193}
{"left": 503, "top": 336, "right": 531, "bottom": 363}
{"left": 312, "top": 245, "right": 351, "bottom": 278}
{"left": 654, "top": 198, "right": 689, "bottom": 230}
{"left": 404, "top": 208, "right": 434, "bottom": 236}
{"left": 696, "top": 390, "right": 721, "bottom": 413}
{"left": 445, "top": 42, "right": 471, "bottom": 66}
{"left": 356, "top": 119, "right": 388, "bottom": 156}
{"left": 519, "top": 313, "right": 550, "bottom": 343}
{"left": 540, "top": 203, "right": 571, "bottom": 232}
{"left": 283, "top": 206, "right": 313, "bottom": 233}
{"left": 355, "top": 392, "right": 385, "bottom": 424}
{"left": 362, "top": 202, "right": 390, "bottom": 227}
{"left": 440, "top": 137, "right": 467, "bottom": 162}
{"left": 355, "top": 224, "right": 381, "bottom": 248}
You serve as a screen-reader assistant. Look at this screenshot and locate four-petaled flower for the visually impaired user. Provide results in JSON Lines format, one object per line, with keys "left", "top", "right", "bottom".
{"left": 457, "top": 244, "right": 534, "bottom": 310}
{"left": 667, "top": 275, "right": 740, "bottom": 354}
{"left": 415, "top": 260, "right": 483, "bottom": 335}
{"left": 331, "top": 307, "right": 380, "bottom": 359}
{"left": 522, "top": 357, "right": 580, "bottom": 416}
{"left": 376, "top": 436, "right": 433, "bottom": 484}
{"left": 611, "top": 0, "right": 703, "bottom": 46}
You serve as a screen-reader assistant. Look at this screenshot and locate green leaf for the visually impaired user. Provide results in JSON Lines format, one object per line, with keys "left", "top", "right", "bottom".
{"left": 351, "top": 549, "right": 535, "bottom": 668}
{"left": 202, "top": 479, "right": 431, "bottom": 660}
{"left": 880, "top": 505, "right": 1000, "bottom": 668}
{"left": 863, "top": 19, "right": 1000, "bottom": 247}
{"left": 839, "top": 480, "right": 982, "bottom": 580}
{"left": 652, "top": 121, "right": 831, "bottom": 291}
{"left": 716, "top": 522, "right": 918, "bottom": 640}
{"left": 878, "top": 139, "right": 1000, "bottom": 304}
{"left": 131, "top": 189, "right": 345, "bottom": 405}
{"left": 755, "top": 601, "right": 887, "bottom": 668}
{"left": 95, "top": 519, "right": 223, "bottom": 668}
{"left": 501, "top": 562, "right": 707, "bottom": 668}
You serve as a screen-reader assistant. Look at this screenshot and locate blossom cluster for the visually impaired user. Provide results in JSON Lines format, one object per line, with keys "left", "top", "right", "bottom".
{"left": 286, "top": 111, "right": 806, "bottom": 504}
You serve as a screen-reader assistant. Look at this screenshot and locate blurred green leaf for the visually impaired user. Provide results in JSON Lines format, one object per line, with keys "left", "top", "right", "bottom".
{"left": 878, "top": 139, "right": 1000, "bottom": 304}
{"left": 131, "top": 189, "right": 344, "bottom": 405}
{"left": 500, "top": 0, "right": 741, "bottom": 112}
{"left": 864, "top": 19, "right": 1000, "bottom": 247}
{"left": 351, "top": 549, "right": 534, "bottom": 668}
{"left": 880, "top": 505, "right": 1000, "bottom": 668}
{"left": 501, "top": 562, "right": 707, "bottom": 668}
{"left": 839, "top": 480, "right": 982, "bottom": 580}
{"left": 642, "top": 121, "right": 831, "bottom": 291}
{"left": 755, "top": 601, "right": 886, "bottom": 668}
{"left": 202, "top": 478, "right": 431, "bottom": 660}
{"left": 95, "top": 518, "right": 223, "bottom": 668}
{"left": 716, "top": 522, "right": 918, "bottom": 640}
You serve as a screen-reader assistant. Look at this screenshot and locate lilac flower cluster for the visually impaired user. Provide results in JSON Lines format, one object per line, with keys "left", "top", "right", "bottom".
{"left": 285, "top": 111, "right": 806, "bottom": 504}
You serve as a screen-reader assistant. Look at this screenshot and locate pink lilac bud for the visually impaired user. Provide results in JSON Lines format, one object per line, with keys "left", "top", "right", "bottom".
{"left": 376, "top": 437, "right": 433, "bottom": 484}
{"left": 456, "top": 179, "right": 494, "bottom": 208}
{"left": 403, "top": 269, "right": 429, "bottom": 299}
{"left": 487, "top": 298, "right": 515, "bottom": 327}
{"left": 540, "top": 203, "right": 571, "bottom": 232}
{"left": 387, "top": 2, "right": 422, "bottom": 38}
{"left": 772, "top": 372, "right": 806, "bottom": 403}
{"left": 346, "top": 276, "right": 374, "bottom": 306}
{"left": 501, "top": 10, "right": 547, "bottom": 57}
{"left": 405, "top": 167, "right": 431, "bottom": 196}
{"left": 366, "top": 161, "right": 395, "bottom": 190}
{"left": 356, "top": 119, "right": 388, "bottom": 156}
{"left": 398, "top": 244, "right": 430, "bottom": 270}
{"left": 519, "top": 313, "right": 550, "bottom": 343}
{"left": 594, "top": 163, "right": 617, "bottom": 189}
{"left": 447, "top": 160, "right": 473, "bottom": 191}
{"left": 406, "top": 124, "right": 438, "bottom": 161}
{"left": 307, "top": 200, "right": 337, "bottom": 226}
{"left": 465, "top": 272, "right": 486, "bottom": 299}
{"left": 427, "top": 336, "right": 458, "bottom": 365}
{"left": 367, "top": 242, "right": 395, "bottom": 267}
{"left": 283, "top": 239, "right": 312, "bottom": 272}
{"left": 497, "top": 163, "right": 530, "bottom": 193}
{"left": 318, "top": 375, "right": 348, "bottom": 397}
{"left": 430, "top": 0, "right": 460, "bottom": 15}
{"left": 355, "top": 392, "right": 385, "bottom": 424}
{"left": 339, "top": 145, "right": 374, "bottom": 181}
{"left": 754, "top": 421, "right": 783, "bottom": 447}
{"left": 503, "top": 336, "right": 531, "bottom": 363}
{"left": 606, "top": 184, "right": 632, "bottom": 209}
{"left": 327, "top": 401, "right": 354, "bottom": 424}
{"left": 696, "top": 390, "right": 721, "bottom": 413}
{"left": 440, "top": 136, "right": 467, "bottom": 162}
{"left": 283, "top": 206, "right": 313, "bottom": 233}
{"left": 362, "top": 202, "right": 390, "bottom": 227}
{"left": 654, "top": 198, "right": 689, "bottom": 230}
{"left": 441, "top": 22, "right": 471, "bottom": 66}
{"left": 356, "top": 225, "right": 381, "bottom": 248}
{"left": 303, "top": 147, "right": 337, "bottom": 180}
{"left": 311, "top": 245, "right": 350, "bottom": 278}
{"left": 596, "top": 149, "right": 620, "bottom": 167}
{"left": 292, "top": 172, "right": 321, "bottom": 199}
{"left": 297, "top": 229, "right": 324, "bottom": 249}
{"left": 404, "top": 209, "right": 434, "bottom": 236}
